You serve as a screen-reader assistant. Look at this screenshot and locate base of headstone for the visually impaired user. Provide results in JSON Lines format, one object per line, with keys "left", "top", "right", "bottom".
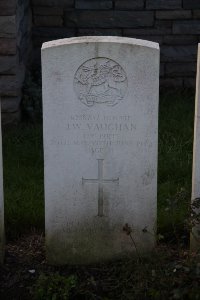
{"left": 190, "top": 230, "right": 200, "bottom": 253}
{"left": 46, "top": 227, "right": 156, "bottom": 265}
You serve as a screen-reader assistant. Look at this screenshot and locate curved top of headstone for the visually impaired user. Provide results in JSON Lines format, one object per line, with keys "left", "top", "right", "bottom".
{"left": 42, "top": 36, "right": 159, "bottom": 51}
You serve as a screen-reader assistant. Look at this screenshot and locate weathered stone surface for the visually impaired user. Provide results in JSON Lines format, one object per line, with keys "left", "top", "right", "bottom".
{"left": 163, "top": 35, "right": 197, "bottom": 45}
{"left": 124, "top": 27, "right": 171, "bottom": 36}
{"left": 0, "top": 98, "right": 4, "bottom": 263}
{"left": 0, "top": 0, "right": 32, "bottom": 125}
{"left": 0, "top": 0, "right": 16, "bottom": 16}
{"left": 114, "top": 0, "right": 144, "bottom": 10}
{"left": 33, "top": 27, "right": 76, "bottom": 38}
{"left": 78, "top": 28, "right": 122, "bottom": 36}
{"left": 32, "top": 0, "right": 74, "bottom": 7}
{"left": 124, "top": 20, "right": 172, "bottom": 36}
{"left": 146, "top": 0, "right": 182, "bottom": 9}
{"left": 1, "top": 96, "right": 21, "bottom": 113}
{"left": 156, "top": 10, "right": 192, "bottom": 19}
{"left": 33, "top": 7, "right": 63, "bottom": 16}
{"left": 0, "top": 75, "right": 21, "bottom": 96}
{"left": 160, "top": 78, "right": 183, "bottom": 87}
{"left": 173, "top": 21, "right": 200, "bottom": 34}
{"left": 183, "top": 0, "right": 200, "bottom": 9}
{"left": 76, "top": 0, "right": 113, "bottom": 9}
{"left": 42, "top": 36, "right": 159, "bottom": 264}
{"left": 0, "top": 16, "right": 16, "bottom": 38}
{"left": 34, "top": 16, "right": 63, "bottom": 27}
{"left": 155, "top": 20, "right": 173, "bottom": 29}
{"left": 161, "top": 45, "right": 197, "bottom": 62}
{"left": 191, "top": 44, "right": 200, "bottom": 251}
{"left": 0, "top": 56, "right": 17, "bottom": 75}
{"left": 193, "top": 10, "right": 200, "bottom": 18}
{"left": 0, "top": 39, "right": 16, "bottom": 55}
{"left": 64, "top": 11, "right": 154, "bottom": 28}
{"left": 165, "top": 62, "right": 196, "bottom": 76}
{"left": 2, "top": 111, "right": 21, "bottom": 125}
{"left": 16, "top": 8, "right": 32, "bottom": 41}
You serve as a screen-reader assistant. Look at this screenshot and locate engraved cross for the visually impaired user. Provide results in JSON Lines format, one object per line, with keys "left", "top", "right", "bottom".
{"left": 82, "top": 159, "right": 119, "bottom": 217}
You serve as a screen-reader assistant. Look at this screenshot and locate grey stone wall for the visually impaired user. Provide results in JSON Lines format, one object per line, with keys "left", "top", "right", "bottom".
{"left": 32, "top": 0, "right": 200, "bottom": 89}
{"left": 1, "top": 0, "right": 199, "bottom": 124}
{"left": 0, "top": 0, "right": 32, "bottom": 125}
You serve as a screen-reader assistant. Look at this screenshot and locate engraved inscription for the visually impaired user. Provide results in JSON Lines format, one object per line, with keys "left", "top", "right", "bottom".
{"left": 49, "top": 113, "right": 140, "bottom": 155}
{"left": 74, "top": 57, "right": 128, "bottom": 107}
{"left": 82, "top": 159, "right": 119, "bottom": 217}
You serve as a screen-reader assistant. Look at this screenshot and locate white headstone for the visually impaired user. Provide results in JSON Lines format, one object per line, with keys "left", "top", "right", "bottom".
{"left": 42, "top": 36, "right": 159, "bottom": 264}
{"left": 191, "top": 44, "right": 200, "bottom": 251}
{"left": 0, "top": 100, "right": 4, "bottom": 263}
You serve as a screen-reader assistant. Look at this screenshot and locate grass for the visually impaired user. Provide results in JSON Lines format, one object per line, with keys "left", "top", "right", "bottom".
{"left": 2, "top": 124, "right": 44, "bottom": 238}
{"left": 158, "top": 89, "right": 194, "bottom": 241}
{"left": 2, "top": 89, "right": 195, "bottom": 241}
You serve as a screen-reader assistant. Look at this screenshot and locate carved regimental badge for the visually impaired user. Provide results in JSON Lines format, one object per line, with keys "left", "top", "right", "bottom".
{"left": 74, "top": 57, "right": 128, "bottom": 107}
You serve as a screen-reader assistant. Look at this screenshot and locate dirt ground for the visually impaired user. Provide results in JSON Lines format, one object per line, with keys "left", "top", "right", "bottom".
{"left": 0, "top": 233, "right": 46, "bottom": 299}
{"left": 0, "top": 233, "right": 200, "bottom": 300}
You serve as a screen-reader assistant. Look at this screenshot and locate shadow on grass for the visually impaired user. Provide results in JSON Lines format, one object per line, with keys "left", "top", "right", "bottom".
{"left": 2, "top": 124, "right": 44, "bottom": 239}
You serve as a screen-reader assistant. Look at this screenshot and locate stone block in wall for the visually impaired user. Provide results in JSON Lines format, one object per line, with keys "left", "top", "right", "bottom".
{"left": 184, "top": 78, "right": 195, "bottom": 88}
{"left": 160, "top": 78, "right": 183, "bottom": 87}
{"left": 0, "top": 0, "right": 16, "bottom": 16}
{"left": 161, "top": 45, "right": 197, "bottom": 62}
{"left": 183, "top": 0, "right": 200, "bottom": 9}
{"left": 146, "top": 0, "right": 182, "bottom": 9}
{"left": 193, "top": 10, "right": 200, "bottom": 18}
{"left": 155, "top": 20, "right": 173, "bottom": 29}
{"left": 17, "top": 5, "right": 32, "bottom": 35}
{"left": 0, "top": 56, "right": 17, "bottom": 75}
{"left": 17, "top": 11, "right": 32, "bottom": 50}
{"left": 32, "top": 0, "right": 74, "bottom": 7}
{"left": 32, "top": 27, "right": 76, "bottom": 38}
{"left": 165, "top": 62, "right": 196, "bottom": 76}
{"left": 34, "top": 16, "right": 63, "bottom": 27}
{"left": 0, "top": 75, "right": 21, "bottom": 97}
{"left": 126, "top": 35, "right": 163, "bottom": 45}
{"left": 2, "top": 111, "right": 21, "bottom": 126}
{"left": 124, "top": 28, "right": 171, "bottom": 36}
{"left": 156, "top": 10, "right": 192, "bottom": 19}
{"left": 163, "top": 35, "right": 197, "bottom": 45}
{"left": 0, "top": 16, "right": 16, "bottom": 38}
{"left": 18, "top": 0, "right": 30, "bottom": 11}
{"left": 1, "top": 96, "right": 21, "bottom": 113}
{"left": 78, "top": 28, "right": 122, "bottom": 36}
{"left": 75, "top": 0, "right": 112, "bottom": 9}
{"left": 114, "top": 0, "right": 144, "bottom": 10}
{"left": 0, "top": 39, "right": 16, "bottom": 55}
{"left": 33, "top": 7, "right": 63, "bottom": 15}
{"left": 64, "top": 11, "right": 154, "bottom": 28}
{"left": 173, "top": 20, "right": 200, "bottom": 34}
